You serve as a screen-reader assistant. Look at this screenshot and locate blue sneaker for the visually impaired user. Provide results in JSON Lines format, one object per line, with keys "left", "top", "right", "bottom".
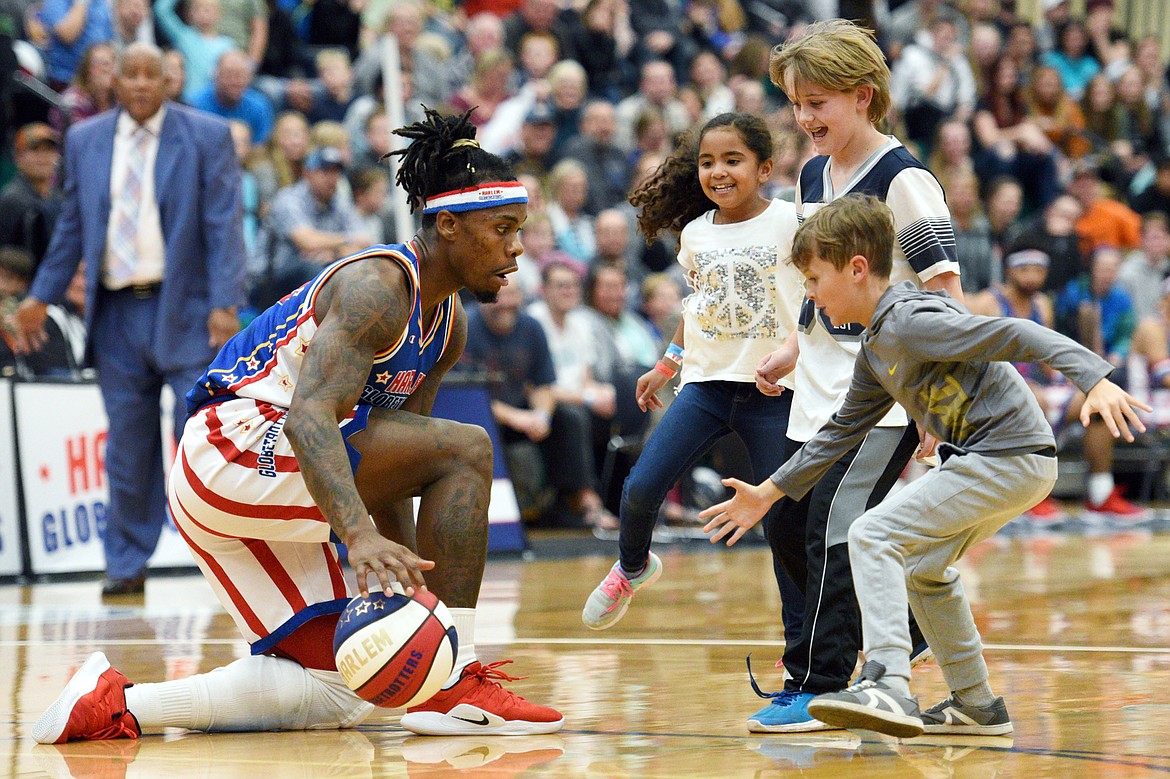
{"left": 910, "top": 640, "right": 935, "bottom": 668}
{"left": 746, "top": 658, "right": 841, "bottom": 733}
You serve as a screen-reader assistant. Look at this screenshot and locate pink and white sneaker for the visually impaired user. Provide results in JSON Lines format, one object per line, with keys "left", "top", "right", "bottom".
{"left": 581, "top": 552, "right": 663, "bottom": 630}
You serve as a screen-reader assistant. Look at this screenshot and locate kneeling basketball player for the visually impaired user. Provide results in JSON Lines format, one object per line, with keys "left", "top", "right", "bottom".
{"left": 33, "top": 109, "right": 564, "bottom": 743}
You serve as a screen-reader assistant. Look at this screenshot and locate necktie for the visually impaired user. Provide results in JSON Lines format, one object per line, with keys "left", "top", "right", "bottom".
{"left": 109, "top": 126, "right": 149, "bottom": 286}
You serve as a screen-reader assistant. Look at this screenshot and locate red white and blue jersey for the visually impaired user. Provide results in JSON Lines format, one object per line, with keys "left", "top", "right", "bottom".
{"left": 186, "top": 242, "right": 458, "bottom": 416}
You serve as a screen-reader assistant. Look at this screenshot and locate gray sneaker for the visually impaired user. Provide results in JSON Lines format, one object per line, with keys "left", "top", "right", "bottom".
{"left": 806, "top": 661, "right": 924, "bottom": 738}
{"left": 920, "top": 694, "right": 1013, "bottom": 736}
{"left": 581, "top": 553, "right": 663, "bottom": 630}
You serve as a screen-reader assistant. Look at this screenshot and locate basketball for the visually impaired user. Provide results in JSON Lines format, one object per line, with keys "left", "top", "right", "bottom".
{"left": 333, "top": 589, "right": 458, "bottom": 708}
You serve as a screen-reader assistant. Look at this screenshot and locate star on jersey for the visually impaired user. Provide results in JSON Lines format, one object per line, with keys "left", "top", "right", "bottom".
{"left": 376, "top": 370, "right": 391, "bottom": 385}
{"left": 245, "top": 357, "right": 260, "bottom": 370}
{"left": 295, "top": 338, "right": 309, "bottom": 356}
{"left": 277, "top": 373, "right": 292, "bottom": 391}
{"left": 234, "top": 418, "right": 255, "bottom": 433}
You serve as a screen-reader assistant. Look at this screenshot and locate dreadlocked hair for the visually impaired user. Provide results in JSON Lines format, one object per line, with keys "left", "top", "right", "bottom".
{"left": 630, "top": 112, "right": 774, "bottom": 240}
{"left": 387, "top": 107, "right": 516, "bottom": 225}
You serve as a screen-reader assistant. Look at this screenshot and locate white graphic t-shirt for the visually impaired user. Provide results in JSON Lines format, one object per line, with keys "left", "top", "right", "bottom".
{"left": 676, "top": 199, "right": 804, "bottom": 388}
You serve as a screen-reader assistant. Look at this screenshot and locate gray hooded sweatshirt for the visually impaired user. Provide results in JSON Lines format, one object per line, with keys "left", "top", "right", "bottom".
{"left": 772, "top": 281, "right": 1114, "bottom": 500}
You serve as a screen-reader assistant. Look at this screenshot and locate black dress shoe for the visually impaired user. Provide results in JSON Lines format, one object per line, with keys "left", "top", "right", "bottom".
{"left": 101, "top": 574, "right": 146, "bottom": 596}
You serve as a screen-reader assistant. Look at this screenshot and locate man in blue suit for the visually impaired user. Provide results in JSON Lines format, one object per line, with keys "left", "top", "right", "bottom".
{"left": 12, "top": 42, "right": 247, "bottom": 596}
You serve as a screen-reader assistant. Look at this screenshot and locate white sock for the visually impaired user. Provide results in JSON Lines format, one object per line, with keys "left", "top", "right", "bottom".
{"left": 445, "top": 608, "right": 477, "bottom": 687}
{"left": 124, "top": 677, "right": 197, "bottom": 732}
{"left": 124, "top": 655, "right": 371, "bottom": 733}
{"left": 1087, "top": 472, "right": 1114, "bottom": 506}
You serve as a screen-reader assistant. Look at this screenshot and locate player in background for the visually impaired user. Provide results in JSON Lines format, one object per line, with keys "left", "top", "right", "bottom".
{"left": 745, "top": 20, "right": 963, "bottom": 732}
{"left": 703, "top": 193, "right": 1147, "bottom": 738}
{"left": 581, "top": 112, "right": 808, "bottom": 644}
{"left": 32, "top": 109, "right": 564, "bottom": 744}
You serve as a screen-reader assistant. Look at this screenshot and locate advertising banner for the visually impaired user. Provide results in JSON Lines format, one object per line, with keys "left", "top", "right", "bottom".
{"left": 0, "top": 379, "right": 23, "bottom": 576}
{"left": 14, "top": 383, "right": 194, "bottom": 575}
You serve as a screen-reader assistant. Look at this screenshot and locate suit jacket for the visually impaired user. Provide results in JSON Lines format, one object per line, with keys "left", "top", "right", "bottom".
{"left": 30, "top": 102, "right": 247, "bottom": 371}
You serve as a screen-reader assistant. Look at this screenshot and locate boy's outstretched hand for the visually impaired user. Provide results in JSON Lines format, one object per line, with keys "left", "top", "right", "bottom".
{"left": 1082, "top": 379, "right": 1152, "bottom": 442}
{"left": 700, "top": 478, "right": 785, "bottom": 547}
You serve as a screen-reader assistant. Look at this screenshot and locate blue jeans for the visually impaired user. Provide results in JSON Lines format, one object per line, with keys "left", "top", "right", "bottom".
{"left": 619, "top": 380, "right": 805, "bottom": 641}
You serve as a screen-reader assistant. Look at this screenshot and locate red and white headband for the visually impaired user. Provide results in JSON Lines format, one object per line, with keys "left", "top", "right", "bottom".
{"left": 423, "top": 181, "right": 529, "bottom": 215}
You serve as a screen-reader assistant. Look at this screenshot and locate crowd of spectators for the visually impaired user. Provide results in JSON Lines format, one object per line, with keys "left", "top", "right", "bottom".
{"left": 4, "top": 0, "right": 1170, "bottom": 525}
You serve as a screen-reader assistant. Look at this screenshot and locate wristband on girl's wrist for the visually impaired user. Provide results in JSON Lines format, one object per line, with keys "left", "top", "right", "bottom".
{"left": 664, "top": 343, "right": 685, "bottom": 365}
{"left": 654, "top": 360, "right": 678, "bottom": 378}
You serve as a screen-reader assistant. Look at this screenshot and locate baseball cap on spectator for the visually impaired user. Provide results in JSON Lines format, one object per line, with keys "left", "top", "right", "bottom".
{"left": 304, "top": 146, "right": 346, "bottom": 171}
{"left": 14, "top": 123, "right": 60, "bottom": 152}
{"left": 525, "top": 102, "right": 556, "bottom": 126}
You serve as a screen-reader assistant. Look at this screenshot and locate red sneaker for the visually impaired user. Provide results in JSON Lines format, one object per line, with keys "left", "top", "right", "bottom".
{"left": 402, "top": 735, "right": 564, "bottom": 774}
{"left": 1026, "top": 496, "right": 1067, "bottom": 526}
{"left": 32, "top": 738, "right": 141, "bottom": 779}
{"left": 400, "top": 660, "right": 563, "bottom": 736}
{"left": 32, "top": 653, "right": 140, "bottom": 744}
{"left": 1085, "top": 487, "right": 1153, "bottom": 520}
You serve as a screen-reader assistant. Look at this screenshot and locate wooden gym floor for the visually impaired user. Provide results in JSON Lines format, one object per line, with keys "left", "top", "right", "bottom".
{"left": 3, "top": 516, "right": 1170, "bottom": 778}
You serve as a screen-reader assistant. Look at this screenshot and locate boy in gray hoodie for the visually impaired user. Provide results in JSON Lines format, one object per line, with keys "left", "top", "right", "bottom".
{"left": 700, "top": 193, "right": 1149, "bottom": 739}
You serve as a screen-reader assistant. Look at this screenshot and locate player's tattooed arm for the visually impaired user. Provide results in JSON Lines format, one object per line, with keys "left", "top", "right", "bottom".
{"left": 285, "top": 259, "right": 432, "bottom": 596}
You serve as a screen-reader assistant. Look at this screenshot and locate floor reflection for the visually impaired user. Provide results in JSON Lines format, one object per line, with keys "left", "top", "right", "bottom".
{"left": 4, "top": 528, "right": 1170, "bottom": 777}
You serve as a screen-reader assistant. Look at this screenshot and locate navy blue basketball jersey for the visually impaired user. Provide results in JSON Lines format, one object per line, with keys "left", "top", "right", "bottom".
{"left": 797, "top": 139, "right": 959, "bottom": 284}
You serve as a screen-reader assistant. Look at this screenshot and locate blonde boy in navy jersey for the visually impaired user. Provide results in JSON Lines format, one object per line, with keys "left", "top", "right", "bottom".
{"left": 746, "top": 20, "right": 960, "bottom": 733}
